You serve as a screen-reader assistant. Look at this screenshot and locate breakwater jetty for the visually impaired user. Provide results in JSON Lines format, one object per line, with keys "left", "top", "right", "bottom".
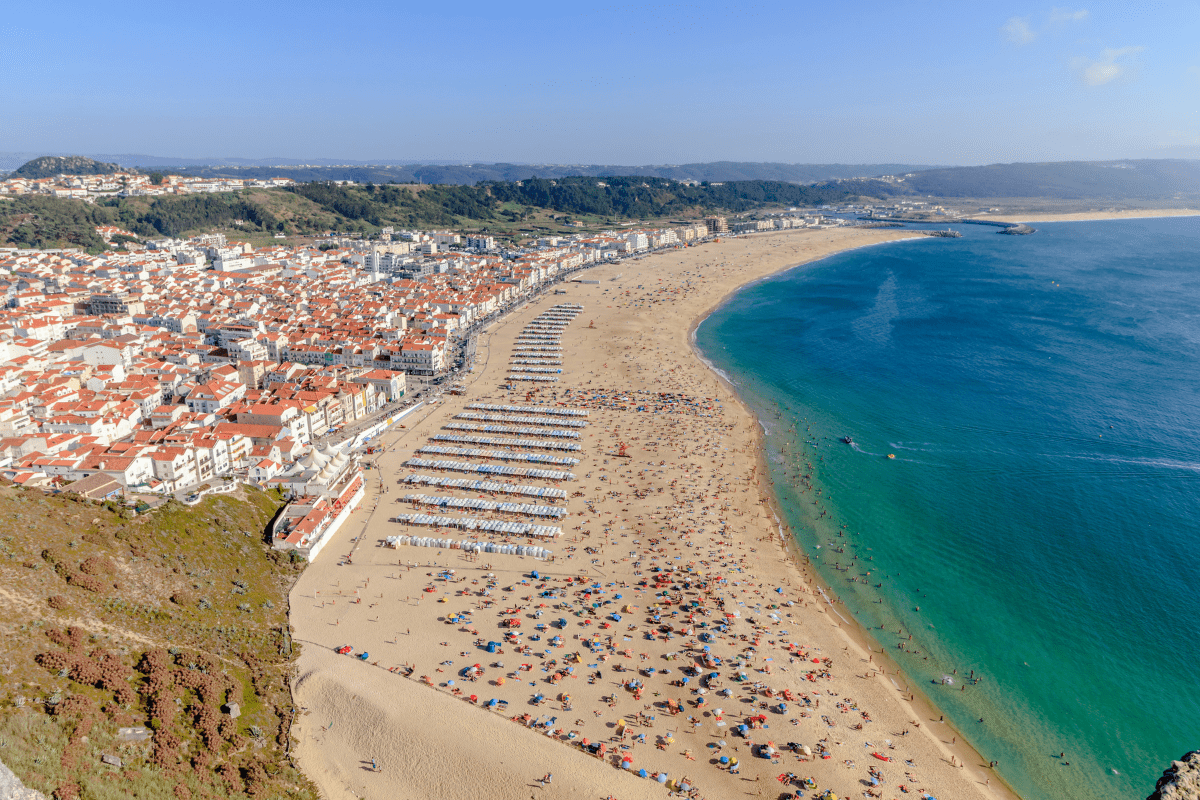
{"left": 859, "top": 216, "right": 1036, "bottom": 235}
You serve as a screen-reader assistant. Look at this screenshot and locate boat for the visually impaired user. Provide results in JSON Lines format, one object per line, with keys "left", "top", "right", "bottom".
{"left": 841, "top": 436, "right": 853, "bottom": 445}
{"left": 886, "top": 454, "right": 895, "bottom": 459}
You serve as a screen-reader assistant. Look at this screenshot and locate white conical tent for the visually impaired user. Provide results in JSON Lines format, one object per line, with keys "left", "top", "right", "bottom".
{"left": 303, "top": 447, "right": 330, "bottom": 471}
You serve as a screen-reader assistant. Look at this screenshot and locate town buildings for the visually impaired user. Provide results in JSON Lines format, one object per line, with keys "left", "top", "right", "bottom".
{"left": 0, "top": 173, "right": 830, "bottom": 555}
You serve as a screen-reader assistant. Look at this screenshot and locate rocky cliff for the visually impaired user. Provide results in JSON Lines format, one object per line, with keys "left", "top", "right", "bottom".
{"left": 1149, "top": 751, "right": 1200, "bottom": 800}
{"left": 0, "top": 758, "right": 45, "bottom": 800}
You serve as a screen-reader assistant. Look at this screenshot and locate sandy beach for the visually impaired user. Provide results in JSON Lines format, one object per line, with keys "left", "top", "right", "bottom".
{"left": 288, "top": 226, "right": 1019, "bottom": 800}
{"left": 985, "top": 208, "right": 1198, "bottom": 223}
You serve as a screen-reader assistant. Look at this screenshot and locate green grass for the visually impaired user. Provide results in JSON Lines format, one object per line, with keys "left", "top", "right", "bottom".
{"left": 0, "top": 482, "right": 317, "bottom": 800}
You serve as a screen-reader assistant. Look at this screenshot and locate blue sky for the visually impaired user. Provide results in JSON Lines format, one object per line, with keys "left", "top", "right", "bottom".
{"left": 2, "top": 0, "right": 1197, "bottom": 165}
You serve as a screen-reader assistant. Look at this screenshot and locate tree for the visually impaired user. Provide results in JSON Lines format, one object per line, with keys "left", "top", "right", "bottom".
{"left": 149, "top": 172, "right": 165, "bottom": 185}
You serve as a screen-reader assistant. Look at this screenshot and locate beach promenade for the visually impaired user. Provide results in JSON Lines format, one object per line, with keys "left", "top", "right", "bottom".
{"left": 288, "top": 227, "right": 1018, "bottom": 800}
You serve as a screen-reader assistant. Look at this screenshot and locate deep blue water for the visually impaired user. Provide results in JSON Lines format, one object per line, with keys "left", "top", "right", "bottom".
{"left": 695, "top": 218, "right": 1200, "bottom": 800}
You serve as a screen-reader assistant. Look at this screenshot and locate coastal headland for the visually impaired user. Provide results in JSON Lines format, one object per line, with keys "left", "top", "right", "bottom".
{"left": 288, "top": 227, "right": 1021, "bottom": 800}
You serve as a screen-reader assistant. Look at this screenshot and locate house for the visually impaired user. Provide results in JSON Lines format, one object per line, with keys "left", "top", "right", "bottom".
{"left": 248, "top": 458, "right": 281, "bottom": 483}
{"left": 150, "top": 404, "right": 188, "bottom": 429}
{"left": 149, "top": 447, "right": 197, "bottom": 492}
{"left": 67, "top": 472, "right": 124, "bottom": 501}
{"left": 350, "top": 369, "right": 406, "bottom": 402}
{"left": 186, "top": 381, "right": 247, "bottom": 414}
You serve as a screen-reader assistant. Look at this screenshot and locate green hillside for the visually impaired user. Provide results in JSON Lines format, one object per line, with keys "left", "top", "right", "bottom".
{"left": 283, "top": 175, "right": 876, "bottom": 230}
{"left": 0, "top": 196, "right": 113, "bottom": 252}
{"left": 0, "top": 482, "right": 317, "bottom": 800}
{"left": 13, "top": 156, "right": 126, "bottom": 180}
{"left": 0, "top": 176, "right": 886, "bottom": 251}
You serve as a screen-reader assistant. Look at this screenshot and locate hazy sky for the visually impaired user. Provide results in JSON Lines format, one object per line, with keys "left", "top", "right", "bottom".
{"left": 3, "top": 0, "right": 1197, "bottom": 165}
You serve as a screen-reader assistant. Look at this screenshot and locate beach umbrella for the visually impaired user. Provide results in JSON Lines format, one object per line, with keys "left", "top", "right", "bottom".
{"left": 656, "top": 773, "right": 668, "bottom": 784}
{"left": 638, "top": 768, "right": 648, "bottom": 778}
{"left": 719, "top": 756, "right": 730, "bottom": 765}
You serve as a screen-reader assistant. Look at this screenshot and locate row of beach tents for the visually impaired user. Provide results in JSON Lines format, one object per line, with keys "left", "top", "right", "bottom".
{"left": 442, "top": 423, "right": 580, "bottom": 439}
{"left": 385, "top": 535, "right": 554, "bottom": 558}
{"left": 456, "top": 412, "right": 587, "bottom": 428}
{"left": 506, "top": 374, "right": 560, "bottom": 382}
{"left": 391, "top": 512, "right": 562, "bottom": 538}
{"left": 402, "top": 493, "right": 567, "bottom": 519}
{"left": 404, "top": 458, "right": 576, "bottom": 481}
{"left": 431, "top": 433, "right": 581, "bottom": 451}
{"left": 416, "top": 445, "right": 580, "bottom": 465}
{"left": 467, "top": 403, "right": 589, "bottom": 417}
{"left": 401, "top": 474, "right": 568, "bottom": 499}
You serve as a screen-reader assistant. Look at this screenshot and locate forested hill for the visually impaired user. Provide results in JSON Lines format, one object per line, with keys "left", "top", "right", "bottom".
{"left": 476, "top": 176, "right": 876, "bottom": 216}
{"left": 12, "top": 156, "right": 126, "bottom": 180}
{"left": 0, "top": 175, "right": 887, "bottom": 252}
{"left": 287, "top": 176, "right": 882, "bottom": 224}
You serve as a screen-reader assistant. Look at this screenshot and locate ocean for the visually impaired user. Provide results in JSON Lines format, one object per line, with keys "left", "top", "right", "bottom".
{"left": 694, "top": 217, "right": 1200, "bottom": 800}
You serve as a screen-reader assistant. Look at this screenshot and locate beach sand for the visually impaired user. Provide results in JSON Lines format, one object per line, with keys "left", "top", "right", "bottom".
{"left": 985, "top": 208, "right": 1198, "bottom": 223}
{"left": 289, "top": 226, "right": 1018, "bottom": 800}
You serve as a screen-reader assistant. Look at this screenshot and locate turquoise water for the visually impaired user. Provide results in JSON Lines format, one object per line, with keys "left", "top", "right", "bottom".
{"left": 695, "top": 218, "right": 1200, "bottom": 800}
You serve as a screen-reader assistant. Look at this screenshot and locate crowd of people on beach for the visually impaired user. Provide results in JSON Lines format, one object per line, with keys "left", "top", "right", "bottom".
{"left": 299, "top": 252, "right": 998, "bottom": 800}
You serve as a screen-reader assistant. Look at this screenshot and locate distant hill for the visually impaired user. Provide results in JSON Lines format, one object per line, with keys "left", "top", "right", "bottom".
{"left": 131, "top": 159, "right": 1200, "bottom": 198}
{"left": 0, "top": 153, "right": 941, "bottom": 182}
{"left": 141, "top": 161, "right": 939, "bottom": 186}
{"left": 12, "top": 155, "right": 126, "bottom": 180}
{"left": 4, "top": 154, "right": 1199, "bottom": 198}
{"left": 899, "top": 160, "right": 1200, "bottom": 199}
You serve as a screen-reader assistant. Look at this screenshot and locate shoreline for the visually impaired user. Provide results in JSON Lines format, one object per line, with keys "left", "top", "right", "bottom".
{"left": 982, "top": 208, "right": 1198, "bottom": 224}
{"left": 684, "top": 240, "right": 1022, "bottom": 800}
{"left": 287, "top": 226, "right": 1020, "bottom": 800}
